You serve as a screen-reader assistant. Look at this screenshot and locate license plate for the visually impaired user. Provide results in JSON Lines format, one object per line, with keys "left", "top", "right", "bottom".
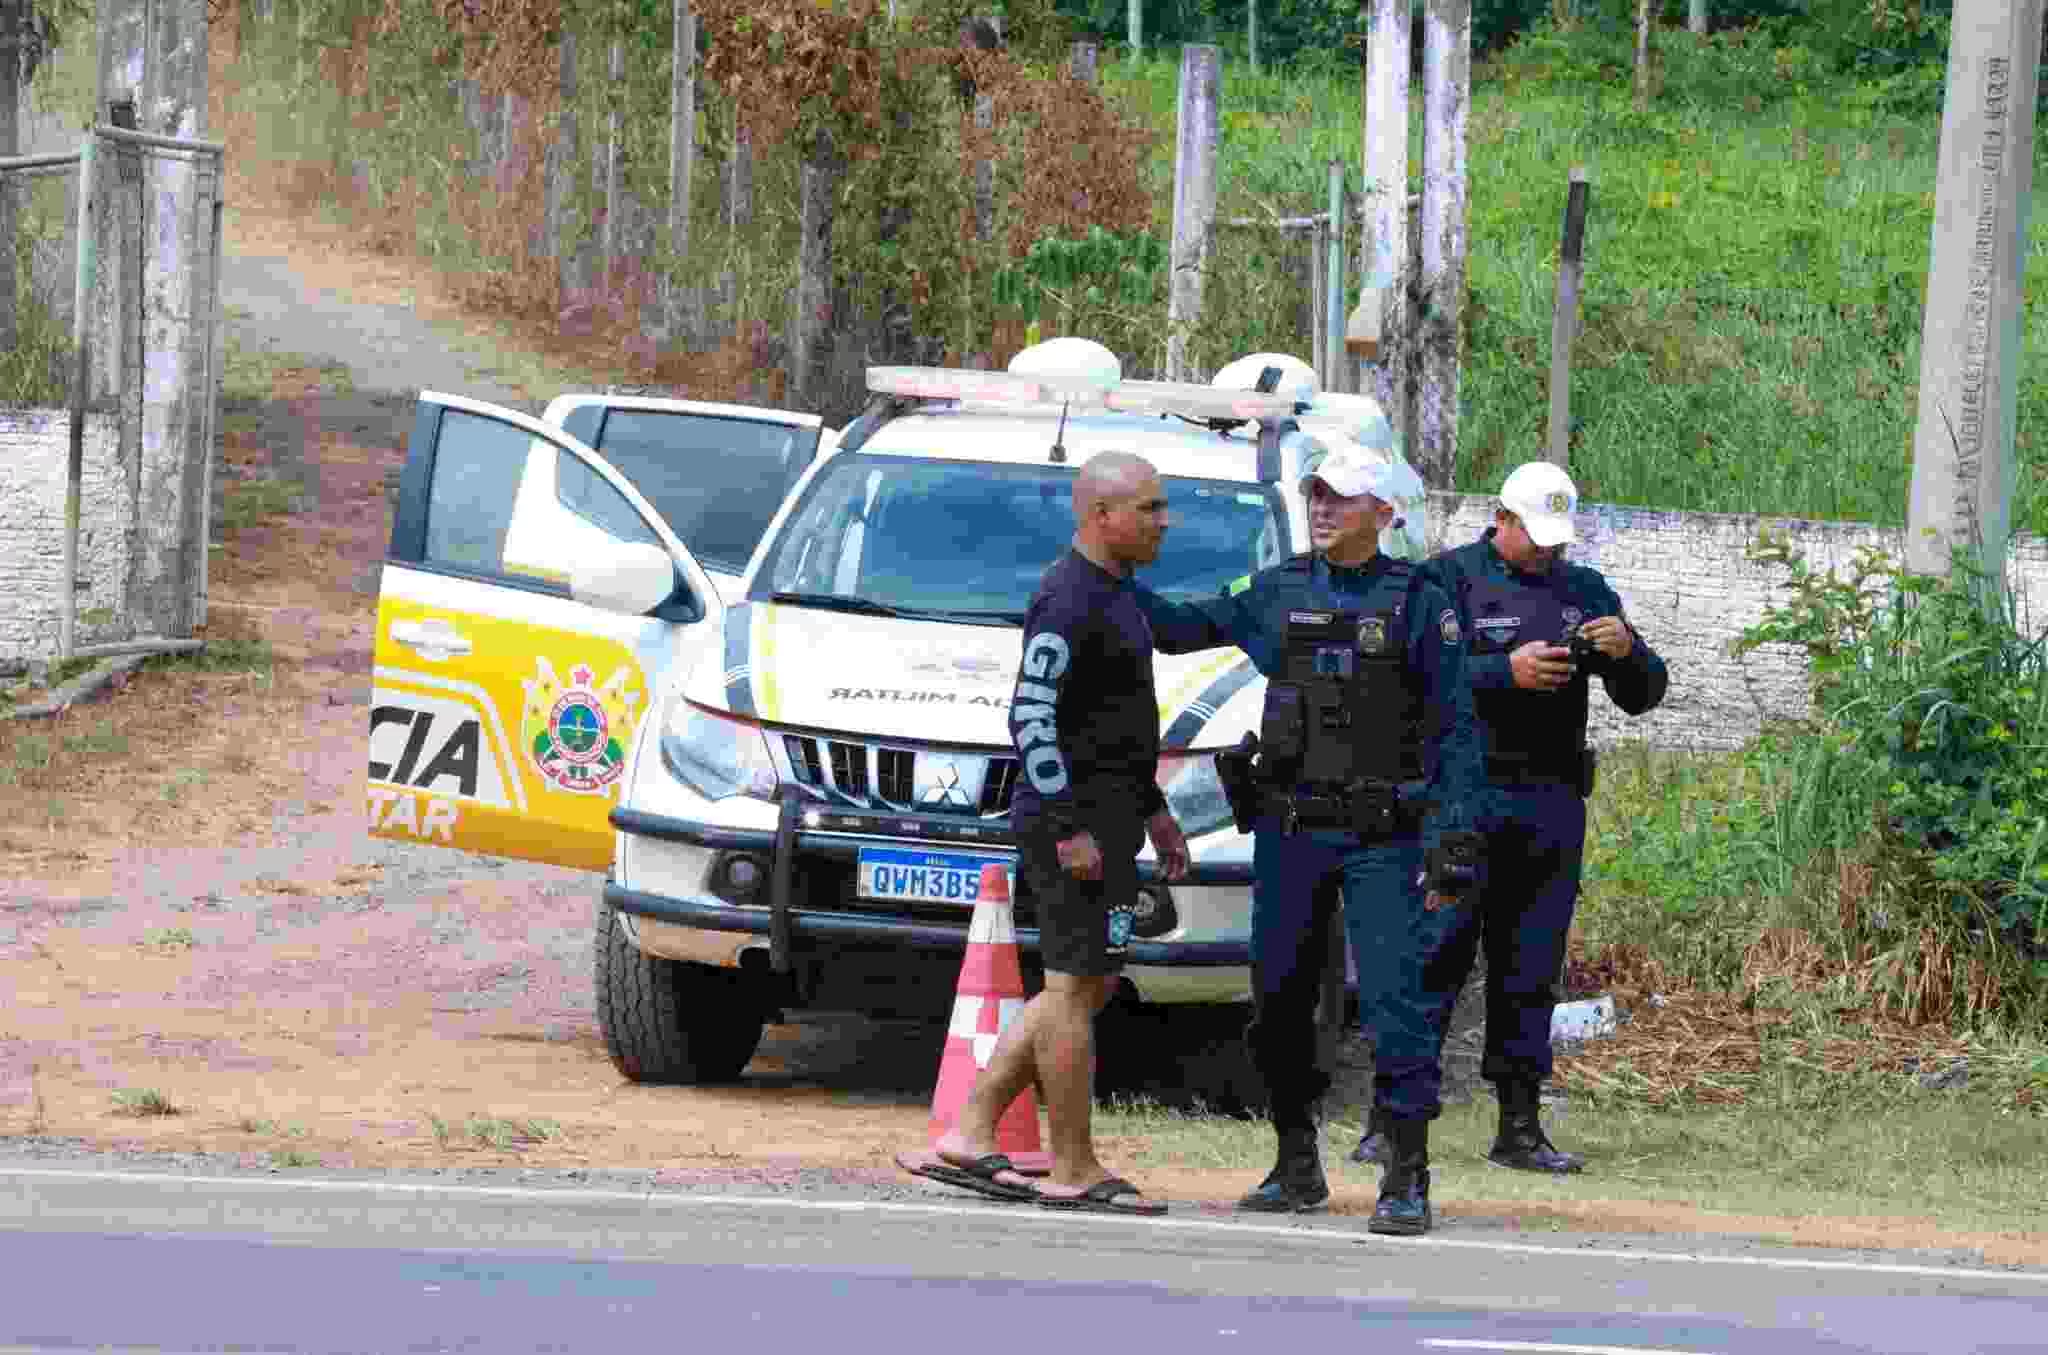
{"left": 856, "top": 847, "right": 1009, "bottom": 905}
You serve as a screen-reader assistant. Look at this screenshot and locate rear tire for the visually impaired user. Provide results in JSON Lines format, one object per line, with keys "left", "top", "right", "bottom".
{"left": 594, "top": 900, "right": 766, "bottom": 1084}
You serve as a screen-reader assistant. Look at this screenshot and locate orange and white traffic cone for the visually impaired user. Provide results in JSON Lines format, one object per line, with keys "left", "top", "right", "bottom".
{"left": 926, "top": 860, "right": 1052, "bottom": 1175}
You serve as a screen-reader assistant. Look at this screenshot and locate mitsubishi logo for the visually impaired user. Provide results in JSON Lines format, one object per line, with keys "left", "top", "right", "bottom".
{"left": 918, "top": 757, "right": 973, "bottom": 809}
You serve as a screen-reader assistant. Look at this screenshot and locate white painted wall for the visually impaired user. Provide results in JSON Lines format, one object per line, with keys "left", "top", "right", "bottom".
{"left": 1429, "top": 493, "right": 2048, "bottom": 753}
{"left": 0, "top": 409, "right": 132, "bottom": 658}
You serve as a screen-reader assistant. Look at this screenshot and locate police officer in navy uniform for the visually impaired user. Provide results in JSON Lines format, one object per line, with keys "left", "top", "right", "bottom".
{"left": 1135, "top": 443, "right": 1485, "bottom": 1236}
{"left": 1403, "top": 460, "right": 1668, "bottom": 1176}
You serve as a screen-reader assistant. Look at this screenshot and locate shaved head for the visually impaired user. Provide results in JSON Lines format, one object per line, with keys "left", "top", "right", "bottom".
{"left": 1073, "top": 450, "right": 1157, "bottom": 520}
{"left": 1071, "top": 449, "right": 1169, "bottom": 574}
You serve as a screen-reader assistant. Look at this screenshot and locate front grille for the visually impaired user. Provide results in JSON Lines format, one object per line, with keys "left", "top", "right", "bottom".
{"left": 828, "top": 741, "right": 869, "bottom": 797}
{"left": 877, "top": 748, "right": 915, "bottom": 803}
{"left": 980, "top": 758, "right": 1020, "bottom": 814}
{"left": 784, "top": 735, "right": 824, "bottom": 785}
{"left": 775, "top": 738, "right": 1020, "bottom": 820}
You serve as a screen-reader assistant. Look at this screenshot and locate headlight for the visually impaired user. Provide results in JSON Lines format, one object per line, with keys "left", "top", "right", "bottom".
{"left": 1157, "top": 751, "right": 1235, "bottom": 839}
{"left": 660, "top": 699, "right": 780, "bottom": 802}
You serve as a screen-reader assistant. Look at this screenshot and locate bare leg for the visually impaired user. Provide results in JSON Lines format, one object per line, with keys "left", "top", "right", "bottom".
{"left": 1029, "top": 971, "right": 1118, "bottom": 1193}
{"left": 938, "top": 993, "right": 1049, "bottom": 1164}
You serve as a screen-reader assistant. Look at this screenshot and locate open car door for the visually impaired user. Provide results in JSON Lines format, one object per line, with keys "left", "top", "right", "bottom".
{"left": 368, "top": 393, "right": 723, "bottom": 872}
{"left": 541, "top": 394, "right": 831, "bottom": 597}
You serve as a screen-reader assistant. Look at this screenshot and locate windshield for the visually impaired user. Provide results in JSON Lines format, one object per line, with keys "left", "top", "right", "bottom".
{"left": 573, "top": 410, "right": 819, "bottom": 575}
{"left": 749, "top": 453, "right": 1290, "bottom": 618}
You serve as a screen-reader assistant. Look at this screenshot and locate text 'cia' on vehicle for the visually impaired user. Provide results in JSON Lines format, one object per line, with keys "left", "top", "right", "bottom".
{"left": 366, "top": 339, "right": 1431, "bottom": 1085}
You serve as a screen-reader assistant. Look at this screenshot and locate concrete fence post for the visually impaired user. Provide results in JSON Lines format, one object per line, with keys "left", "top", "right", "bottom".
{"left": 1416, "top": 0, "right": 1470, "bottom": 490}
{"left": 1364, "top": 0, "right": 1415, "bottom": 448}
{"left": 1905, "top": 0, "right": 2043, "bottom": 596}
{"left": 1545, "top": 168, "right": 1589, "bottom": 471}
{"left": 1165, "top": 45, "right": 1220, "bottom": 383}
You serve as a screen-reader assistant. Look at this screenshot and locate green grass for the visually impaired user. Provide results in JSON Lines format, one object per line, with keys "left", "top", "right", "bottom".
{"left": 1099, "top": 1071, "right": 2048, "bottom": 1243}
{"left": 428, "top": 1112, "right": 564, "bottom": 1151}
{"left": 2, "top": 718, "right": 130, "bottom": 786}
{"left": 1093, "top": 32, "right": 2046, "bottom": 532}
{"left": 109, "top": 1088, "right": 181, "bottom": 1118}
{"left": 217, "top": 476, "right": 307, "bottom": 532}
{"left": 221, "top": 333, "right": 357, "bottom": 404}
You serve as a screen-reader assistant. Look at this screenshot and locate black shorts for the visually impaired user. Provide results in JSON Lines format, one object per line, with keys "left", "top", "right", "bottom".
{"left": 1015, "top": 813, "right": 1144, "bottom": 978}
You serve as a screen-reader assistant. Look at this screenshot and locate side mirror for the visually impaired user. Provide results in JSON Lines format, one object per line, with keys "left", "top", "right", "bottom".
{"left": 571, "top": 540, "right": 681, "bottom": 617}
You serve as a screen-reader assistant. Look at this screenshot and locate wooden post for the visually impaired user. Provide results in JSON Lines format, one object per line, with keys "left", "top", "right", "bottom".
{"left": 1324, "top": 158, "right": 1346, "bottom": 393}
{"left": 61, "top": 136, "right": 97, "bottom": 662}
{"left": 1249, "top": 0, "right": 1259, "bottom": 77}
{"left": 790, "top": 130, "right": 845, "bottom": 410}
{"left": 1634, "top": 0, "right": 1652, "bottom": 112}
{"left": 1416, "top": 0, "right": 1469, "bottom": 490}
{"left": 974, "top": 93, "right": 994, "bottom": 243}
{"left": 1688, "top": 0, "right": 1707, "bottom": 35}
{"left": 1070, "top": 40, "right": 1097, "bottom": 86}
{"left": 727, "top": 120, "right": 752, "bottom": 231}
{"left": 666, "top": 0, "right": 696, "bottom": 336}
{"left": 1311, "top": 217, "right": 1327, "bottom": 381}
{"left": 549, "top": 31, "right": 580, "bottom": 294}
{"left": 1128, "top": 0, "right": 1141, "bottom": 64}
{"left": 1905, "top": 0, "right": 2043, "bottom": 594}
{"left": 603, "top": 36, "right": 624, "bottom": 287}
{"left": 1545, "top": 168, "right": 1589, "bottom": 470}
{"left": 1165, "top": 45, "right": 1220, "bottom": 383}
{"left": 1364, "top": 0, "right": 1414, "bottom": 449}
{"left": 0, "top": 0, "right": 19, "bottom": 355}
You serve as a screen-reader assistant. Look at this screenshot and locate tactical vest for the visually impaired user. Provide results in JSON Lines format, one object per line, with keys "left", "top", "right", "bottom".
{"left": 1258, "top": 559, "right": 1427, "bottom": 790}
{"left": 1462, "top": 566, "right": 1588, "bottom": 775}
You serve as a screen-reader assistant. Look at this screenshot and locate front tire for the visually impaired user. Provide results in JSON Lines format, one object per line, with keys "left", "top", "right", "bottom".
{"left": 594, "top": 900, "right": 766, "bottom": 1084}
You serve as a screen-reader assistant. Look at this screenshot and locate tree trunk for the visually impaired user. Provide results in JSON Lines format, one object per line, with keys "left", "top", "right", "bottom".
{"left": 1128, "top": 0, "right": 1141, "bottom": 64}
{"left": 1688, "top": 0, "right": 1707, "bottom": 36}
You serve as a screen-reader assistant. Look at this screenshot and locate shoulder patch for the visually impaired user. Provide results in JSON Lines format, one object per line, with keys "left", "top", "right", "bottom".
{"left": 1439, "top": 608, "right": 1461, "bottom": 645}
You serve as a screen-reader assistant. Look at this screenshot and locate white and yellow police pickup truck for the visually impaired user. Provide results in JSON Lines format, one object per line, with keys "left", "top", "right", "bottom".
{"left": 368, "top": 339, "right": 1427, "bottom": 1084}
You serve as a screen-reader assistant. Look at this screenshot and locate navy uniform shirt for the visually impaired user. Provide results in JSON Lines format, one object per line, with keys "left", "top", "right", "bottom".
{"left": 1134, "top": 551, "right": 1484, "bottom": 843}
{"left": 1008, "top": 548, "right": 1170, "bottom": 837}
{"left": 1420, "top": 527, "right": 1668, "bottom": 775}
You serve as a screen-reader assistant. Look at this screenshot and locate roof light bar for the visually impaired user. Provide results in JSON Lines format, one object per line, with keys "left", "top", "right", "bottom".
{"left": 1106, "top": 381, "right": 1299, "bottom": 423}
{"left": 867, "top": 366, "right": 1114, "bottom": 407}
{"left": 864, "top": 365, "right": 1299, "bottom": 426}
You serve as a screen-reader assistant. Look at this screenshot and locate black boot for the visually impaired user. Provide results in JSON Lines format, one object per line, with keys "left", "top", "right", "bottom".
{"left": 1488, "top": 1081, "right": 1584, "bottom": 1174}
{"left": 1367, "top": 1117, "right": 1431, "bottom": 1236}
{"left": 1237, "top": 1125, "right": 1329, "bottom": 1213}
{"left": 1349, "top": 1103, "right": 1391, "bottom": 1166}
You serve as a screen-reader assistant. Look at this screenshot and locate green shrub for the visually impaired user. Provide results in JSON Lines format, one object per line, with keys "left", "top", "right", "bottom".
{"left": 1732, "top": 534, "right": 2048, "bottom": 1017}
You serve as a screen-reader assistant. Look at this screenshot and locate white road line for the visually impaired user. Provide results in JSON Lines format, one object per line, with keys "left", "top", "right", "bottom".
{"left": 2, "top": 1167, "right": 2043, "bottom": 1286}
{"left": 1422, "top": 1342, "right": 1717, "bottom": 1355}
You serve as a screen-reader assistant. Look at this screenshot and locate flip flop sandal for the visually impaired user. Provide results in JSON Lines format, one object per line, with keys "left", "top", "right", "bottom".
{"left": 894, "top": 1150, "right": 1037, "bottom": 1203}
{"left": 1032, "top": 1176, "right": 1167, "bottom": 1217}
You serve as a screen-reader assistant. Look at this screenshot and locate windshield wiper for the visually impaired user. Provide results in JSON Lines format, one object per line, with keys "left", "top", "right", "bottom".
{"left": 767, "top": 591, "right": 914, "bottom": 618}
{"left": 911, "top": 608, "right": 1026, "bottom": 626}
{"left": 766, "top": 593, "right": 1022, "bottom": 626}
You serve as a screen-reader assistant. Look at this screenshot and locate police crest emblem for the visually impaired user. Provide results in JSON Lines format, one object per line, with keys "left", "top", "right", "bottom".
{"left": 1357, "top": 617, "right": 1387, "bottom": 652}
{"left": 1439, "top": 608, "right": 1460, "bottom": 645}
{"left": 1562, "top": 606, "right": 1582, "bottom": 627}
{"left": 1546, "top": 490, "right": 1571, "bottom": 515}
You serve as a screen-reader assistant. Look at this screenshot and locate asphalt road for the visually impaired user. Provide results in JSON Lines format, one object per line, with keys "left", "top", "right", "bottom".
{"left": 2, "top": 1167, "right": 2043, "bottom": 1354}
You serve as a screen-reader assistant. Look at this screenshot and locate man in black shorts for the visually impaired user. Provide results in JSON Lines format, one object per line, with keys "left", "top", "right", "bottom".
{"left": 901, "top": 449, "right": 1189, "bottom": 1216}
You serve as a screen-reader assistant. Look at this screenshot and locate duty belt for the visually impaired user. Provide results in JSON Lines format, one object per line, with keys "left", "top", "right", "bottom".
{"left": 1271, "top": 782, "right": 1413, "bottom": 838}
